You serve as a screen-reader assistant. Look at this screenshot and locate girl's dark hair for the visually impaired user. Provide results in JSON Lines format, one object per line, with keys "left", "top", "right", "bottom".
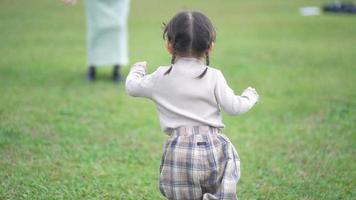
{"left": 163, "top": 11, "right": 216, "bottom": 78}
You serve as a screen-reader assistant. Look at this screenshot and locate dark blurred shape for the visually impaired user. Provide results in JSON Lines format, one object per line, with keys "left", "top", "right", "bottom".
{"left": 323, "top": 1, "right": 356, "bottom": 14}
{"left": 112, "top": 65, "right": 122, "bottom": 82}
{"left": 86, "top": 66, "right": 96, "bottom": 81}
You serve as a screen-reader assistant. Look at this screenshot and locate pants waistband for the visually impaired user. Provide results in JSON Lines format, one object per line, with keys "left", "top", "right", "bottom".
{"left": 169, "top": 126, "right": 221, "bottom": 136}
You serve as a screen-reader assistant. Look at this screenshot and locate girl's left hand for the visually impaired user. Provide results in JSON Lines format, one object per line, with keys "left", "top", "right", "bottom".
{"left": 242, "top": 87, "right": 259, "bottom": 105}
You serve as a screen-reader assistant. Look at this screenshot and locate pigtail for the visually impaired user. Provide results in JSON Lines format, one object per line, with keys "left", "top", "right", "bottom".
{"left": 196, "top": 52, "right": 209, "bottom": 79}
{"left": 205, "top": 52, "right": 210, "bottom": 66}
{"left": 164, "top": 51, "right": 175, "bottom": 75}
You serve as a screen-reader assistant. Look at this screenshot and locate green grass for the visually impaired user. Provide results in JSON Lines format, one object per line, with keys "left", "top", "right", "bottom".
{"left": 1, "top": 0, "right": 355, "bottom": 199}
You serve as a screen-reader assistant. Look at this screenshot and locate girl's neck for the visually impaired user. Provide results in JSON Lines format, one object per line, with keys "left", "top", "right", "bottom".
{"left": 175, "top": 55, "right": 204, "bottom": 62}
{"left": 174, "top": 56, "right": 205, "bottom": 66}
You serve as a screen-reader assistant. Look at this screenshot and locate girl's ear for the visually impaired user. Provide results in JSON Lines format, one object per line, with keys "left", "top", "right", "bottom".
{"left": 165, "top": 41, "right": 174, "bottom": 55}
{"left": 208, "top": 42, "right": 215, "bottom": 52}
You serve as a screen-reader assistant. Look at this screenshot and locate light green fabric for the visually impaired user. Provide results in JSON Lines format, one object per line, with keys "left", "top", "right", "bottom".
{"left": 85, "top": 0, "right": 130, "bottom": 66}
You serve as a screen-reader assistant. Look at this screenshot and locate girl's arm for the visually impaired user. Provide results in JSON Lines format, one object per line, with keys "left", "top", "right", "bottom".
{"left": 125, "top": 61, "right": 156, "bottom": 99}
{"left": 214, "top": 70, "right": 259, "bottom": 115}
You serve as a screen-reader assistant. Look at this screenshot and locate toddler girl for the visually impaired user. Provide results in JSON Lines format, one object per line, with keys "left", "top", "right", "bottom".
{"left": 126, "top": 11, "right": 259, "bottom": 200}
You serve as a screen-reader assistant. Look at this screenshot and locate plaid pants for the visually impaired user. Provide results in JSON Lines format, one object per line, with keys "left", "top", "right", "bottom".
{"left": 159, "top": 126, "right": 241, "bottom": 200}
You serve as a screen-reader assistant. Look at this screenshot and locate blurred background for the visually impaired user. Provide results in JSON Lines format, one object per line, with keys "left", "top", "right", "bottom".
{"left": 0, "top": 0, "right": 355, "bottom": 199}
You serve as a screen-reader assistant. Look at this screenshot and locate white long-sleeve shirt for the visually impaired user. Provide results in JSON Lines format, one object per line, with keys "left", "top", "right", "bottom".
{"left": 126, "top": 57, "right": 259, "bottom": 133}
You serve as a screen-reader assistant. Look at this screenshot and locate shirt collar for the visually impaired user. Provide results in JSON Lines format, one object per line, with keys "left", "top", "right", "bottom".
{"left": 175, "top": 56, "right": 205, "bottom": 65}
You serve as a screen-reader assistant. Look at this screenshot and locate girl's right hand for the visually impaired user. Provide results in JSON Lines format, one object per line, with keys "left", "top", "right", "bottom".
{"left": 242, "top": 87, "right": 259, "bottom": 105}
{"left": 133, "top": 61, "right": 148, "bottom": 69}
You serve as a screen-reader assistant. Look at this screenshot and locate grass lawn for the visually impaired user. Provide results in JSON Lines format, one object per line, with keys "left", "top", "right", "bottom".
{"left": 1, "top": 0, "right": 355, "bottom": 199}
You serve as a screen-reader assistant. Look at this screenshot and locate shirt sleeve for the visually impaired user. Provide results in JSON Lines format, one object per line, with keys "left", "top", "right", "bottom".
{"left": 125, "top": 62, "right": 157, "bottom": 99}
{"left": 214, "top": 70, "right": 259, "bottom": 115}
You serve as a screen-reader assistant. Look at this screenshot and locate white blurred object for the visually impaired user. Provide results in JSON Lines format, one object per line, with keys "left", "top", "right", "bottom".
{"left": 299, "top": 6, "right": 321, "bottom": 16}
{"left": 62, "top": 0, "right": 77, "bottom": 6}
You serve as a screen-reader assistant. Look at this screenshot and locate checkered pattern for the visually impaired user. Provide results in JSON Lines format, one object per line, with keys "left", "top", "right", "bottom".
{"left": 159, "top": 126, "right": 241, "bottom": 200}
